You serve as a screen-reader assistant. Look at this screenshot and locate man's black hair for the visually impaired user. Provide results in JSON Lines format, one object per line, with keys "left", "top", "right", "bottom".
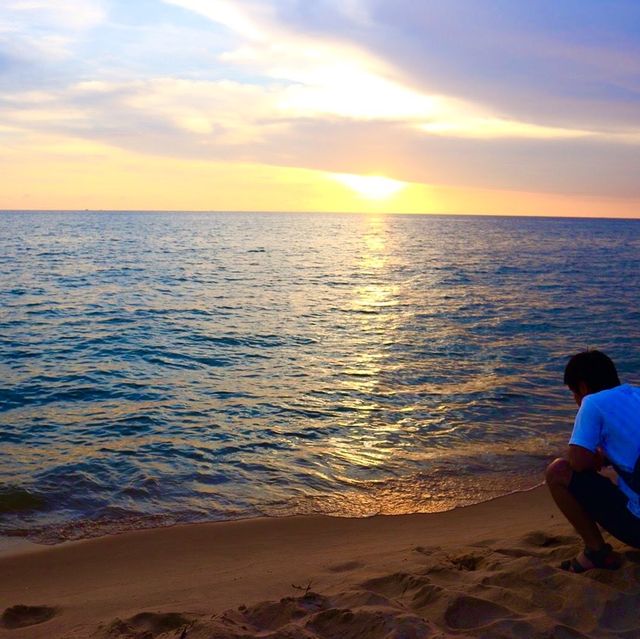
{"left": 564, "top": 350, "right": 621, "bottom": 393}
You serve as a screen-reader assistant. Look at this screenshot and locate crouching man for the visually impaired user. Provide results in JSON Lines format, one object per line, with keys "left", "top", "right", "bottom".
{"left": 546, "top": 350, "right": 640, "bottom": 572}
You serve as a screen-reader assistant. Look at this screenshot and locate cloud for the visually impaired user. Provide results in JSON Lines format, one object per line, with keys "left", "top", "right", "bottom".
{"left": 2, "top": 74, "right": 639, "bottom": 199}
{"left": 0, "top": 0, "right": 106, "bottom": 88}
{"left": 166, "top": 0, "right": 640, "bottom": 136}
{"left": 251, "top": 118, "right": 640, "bottom": 198}
{"left": 0, "top": 78, "right": 287, "bottom": 155}
{"left": 1, "top": 0, "right": 106, "bottom": 30}
{"left": 1, "top": 0, "right": 639, "bottom": 206}
{"left": 321, "top": 0, "right": 640, "bottom": 129}
{"left": 163, "top": 0, "right": 269, "bottom": 40}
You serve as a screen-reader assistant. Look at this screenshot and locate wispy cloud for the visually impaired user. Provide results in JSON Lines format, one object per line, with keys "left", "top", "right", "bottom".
{"left": 1, "top": 0, "right": 106, "bottom": 31}
{"left": 0, "top": 0, "right": 105, "bottom": 63}
{"left": 165, "top": 0, "right": 640, "bottom": 138}
{"left": 1, "top": 0, "right": 640, "bottom": 211}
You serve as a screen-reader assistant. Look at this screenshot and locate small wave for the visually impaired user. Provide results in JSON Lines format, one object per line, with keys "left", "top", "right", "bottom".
{"left": 1, "top": 512, "right": 198, "bottom": 545}
{"left": 145, "top": 353, "right": 231, "bottom": 369}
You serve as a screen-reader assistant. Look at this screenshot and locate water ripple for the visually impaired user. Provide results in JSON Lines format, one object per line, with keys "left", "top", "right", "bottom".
{"left": 1, "top": 212, "right": 640, "bottom": 542}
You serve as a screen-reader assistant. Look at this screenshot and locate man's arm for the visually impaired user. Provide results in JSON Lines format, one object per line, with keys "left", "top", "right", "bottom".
{"left": 568, "top": 444, "right": 603, "bottom": 472}
{"left": 568, "top": 395, "right": 604, "bottom": 472}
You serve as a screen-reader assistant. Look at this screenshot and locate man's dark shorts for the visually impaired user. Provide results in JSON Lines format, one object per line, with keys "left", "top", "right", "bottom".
{"left": 569, "top": 470, "right": 640, "bottom": 548}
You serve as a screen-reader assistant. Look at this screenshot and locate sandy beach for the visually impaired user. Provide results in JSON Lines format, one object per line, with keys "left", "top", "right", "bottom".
{"left": 2, "top": 485, "right": 639, "bottom": 639}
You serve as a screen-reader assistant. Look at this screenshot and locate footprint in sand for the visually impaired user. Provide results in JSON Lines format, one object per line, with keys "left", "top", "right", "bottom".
{"left": 599, "top": 592, "right": 640, "bottom": 634}
{"left": 444, "top": 594, "right": 513, "bottom": 630}
{"left": 361, "top": 572, "right": 431, "bottom": 599}
{"left": 96, "top": 611, "right": 190, "bottom": 638}
{"left": 327, "top": 560, "right": 364, "bottom": 573}
{"left": 1, "top": 605, "right": 58, "bottom": 629}
{"left": 447, "top": 551, "right": 487, "bottom": 571}
{"left": 522, "top": 531, "right": 575, "bottom": 548}
{"left": 306, "top": 605, "right": 433, "bottom": 639}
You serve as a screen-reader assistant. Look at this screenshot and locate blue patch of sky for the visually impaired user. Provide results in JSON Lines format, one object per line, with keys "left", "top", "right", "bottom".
{"left": 64, "top": 0, "right": 232, "bottom": 80}
{"left": 382, "top": 0, "right": 640, "bottom": 44}
{"left": 487, "top": 0, "right": 640, "bottom": 45}
{"left": 0, "top": 52, "right": 17, "bottom": 75}
{"left": 49, "top": 0, "right": 280, "bottom": 86}
{"left": 0, "top": 49, "right": 71, "bottom": 93}
{"left": 571, "top": 81, "right": 640, "bottom": 103}
{"left": 111, "top": 0, "right": 214, "bottom": 29}
{"left": 272, "top": 0, "right": 366, "bottom": 36}
{"left": 366, "top": 0, "right": 640, "bottom": 62}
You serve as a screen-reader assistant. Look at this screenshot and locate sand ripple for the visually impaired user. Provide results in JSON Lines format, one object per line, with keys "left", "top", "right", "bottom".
{"left": 88, "top": 532, "right": 640, "bottom": 639}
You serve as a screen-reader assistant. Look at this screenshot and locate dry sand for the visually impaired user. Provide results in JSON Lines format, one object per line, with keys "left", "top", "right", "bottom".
{"left": 1, "top": 486, "right": 639, "bottom": 639}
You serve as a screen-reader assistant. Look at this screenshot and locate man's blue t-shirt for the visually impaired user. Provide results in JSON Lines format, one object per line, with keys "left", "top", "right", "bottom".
{"left": 570, "top": 384, "right": 640, "bottom": 517}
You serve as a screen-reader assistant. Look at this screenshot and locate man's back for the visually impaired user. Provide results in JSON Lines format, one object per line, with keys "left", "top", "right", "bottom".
{"left": 571, "top": 383, "right": 640, "bottom": 514}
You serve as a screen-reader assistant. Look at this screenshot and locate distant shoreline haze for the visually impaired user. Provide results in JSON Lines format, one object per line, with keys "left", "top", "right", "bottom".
{"left": 1, "top": 210, "right": 639, "bottom": 220}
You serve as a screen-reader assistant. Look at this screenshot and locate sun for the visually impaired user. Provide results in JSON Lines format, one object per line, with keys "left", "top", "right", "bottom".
{"left": 332, "top": 173, "right": 408, "bottom": 200}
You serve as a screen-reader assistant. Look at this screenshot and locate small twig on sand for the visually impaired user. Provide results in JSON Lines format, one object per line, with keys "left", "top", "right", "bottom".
{"left": 291, "top": 581, "right": 313, "bottom": 595}
{"left": 178, "top": 622, "right": 194, "bottom": 638}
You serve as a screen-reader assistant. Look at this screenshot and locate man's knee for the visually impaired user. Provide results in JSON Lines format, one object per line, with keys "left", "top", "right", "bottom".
{"left": 546, "top": 458, "right": 573, "bottom": 487}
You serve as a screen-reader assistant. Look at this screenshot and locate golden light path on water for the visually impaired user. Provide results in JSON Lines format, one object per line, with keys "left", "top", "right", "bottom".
{"left": 5, "top": 212, "right": 636, "bottom": 541}
{"left": 337, "top": 215, "right": 394, "bottom": 464}
{"left": 302, "top": 215, "right": 428, "bottom": 516}
{"left": 283, "top": 214, "right": 554, "bottom": 518}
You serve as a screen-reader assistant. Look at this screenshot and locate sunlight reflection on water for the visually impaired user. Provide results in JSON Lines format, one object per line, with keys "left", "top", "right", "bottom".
{"left": 1, "top": 211, "right": 640, "bottom": 542}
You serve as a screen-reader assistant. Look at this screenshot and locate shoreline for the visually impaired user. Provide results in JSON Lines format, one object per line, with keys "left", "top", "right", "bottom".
{"left": 4, "top": 484, "right": 639, "bottom": 638}
{"left": 0, "top": 480, "right": 548, "bottom": 550}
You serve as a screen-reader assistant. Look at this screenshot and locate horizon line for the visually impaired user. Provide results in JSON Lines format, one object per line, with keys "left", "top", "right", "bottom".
{"left": 1, "top": 209, "right": 639, "bottom": 221}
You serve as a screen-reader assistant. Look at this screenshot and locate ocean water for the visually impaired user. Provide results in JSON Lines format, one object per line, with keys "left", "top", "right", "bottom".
{"left": 1, "top": 211, "right": 639, "bottom": 543}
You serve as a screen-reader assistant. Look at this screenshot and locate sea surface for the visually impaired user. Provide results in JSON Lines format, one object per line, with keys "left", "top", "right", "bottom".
{"left": 1, "top": 211, "right": 639, "bottom": 544}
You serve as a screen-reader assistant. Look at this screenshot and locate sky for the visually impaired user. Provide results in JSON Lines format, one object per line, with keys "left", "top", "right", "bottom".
{"left": 1, "top": 0, "right": 639, "bottom": 216}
